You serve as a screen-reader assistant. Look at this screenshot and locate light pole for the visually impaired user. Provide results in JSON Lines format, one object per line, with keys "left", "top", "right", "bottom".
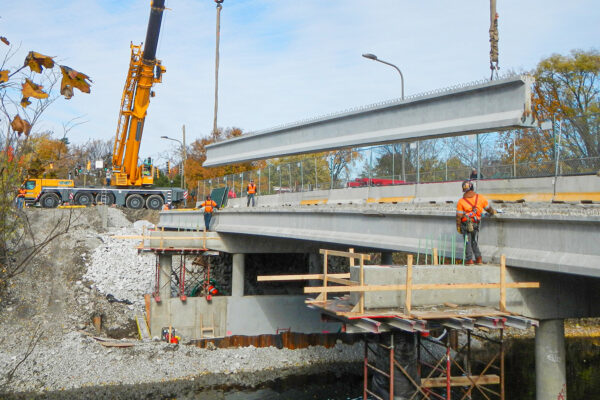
{"left": 161, "top": 127, "right": 186, "bottom": 190}
{"left": 213, "top": 0, "right": 224, "bottom": 135}
{"left": 362, "top": 53, "right": 406, "bottom": 181}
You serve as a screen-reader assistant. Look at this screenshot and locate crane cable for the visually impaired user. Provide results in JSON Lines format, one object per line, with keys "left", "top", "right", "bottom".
{"left": 489, "top": 0, "right": 499, "bottom": 80}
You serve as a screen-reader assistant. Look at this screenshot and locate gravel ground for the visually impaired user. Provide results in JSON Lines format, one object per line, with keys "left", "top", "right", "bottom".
{"left": 0, "top": 330, "right": 362, "bottom": 394}
{"left": 0, "top": 207, "right": 363, "bottom": 397}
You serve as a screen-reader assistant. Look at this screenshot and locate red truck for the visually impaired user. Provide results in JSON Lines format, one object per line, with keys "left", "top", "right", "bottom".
{"left": 347, "top": 178, "right": 406, "bottom": 187}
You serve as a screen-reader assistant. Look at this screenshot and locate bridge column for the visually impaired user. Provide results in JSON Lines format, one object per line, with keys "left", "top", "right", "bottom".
{"left": 308, "top": 253, "right": 322, "bottom": 287}
{"left": 381, "top": 252, "right": 393, "bottom": 265}
{"left": 158, "top": 254, "right": 172, "bottom": 300}
{"left": 232, "top": 253, "right": 245, "bottom": 297}
{"left": 535, "top": 319, "right": 567, "bottom": 400}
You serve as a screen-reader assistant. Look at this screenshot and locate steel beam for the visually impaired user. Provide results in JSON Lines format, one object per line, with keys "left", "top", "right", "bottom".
{"left": 387, "top": 317, "right": 429, "bottom": 333}
{"left": 204, "top": 75, "right": 535, "bottom": 166}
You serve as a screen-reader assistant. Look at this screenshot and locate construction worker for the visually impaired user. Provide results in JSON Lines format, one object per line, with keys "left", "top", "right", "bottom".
{"left": 456, "top": 180, "right": 496, "bottom": 265}
{"left": 16, "top": 187, "right": 26, "bottom": 209}
{"left": 105, "top": 169, "right": 112, "bottom": 186}
{"left": 246, "top": 179, "right": 256, "bottom": 207}
{"left": 200, "top": 195, "right": 217, "bottom": 231}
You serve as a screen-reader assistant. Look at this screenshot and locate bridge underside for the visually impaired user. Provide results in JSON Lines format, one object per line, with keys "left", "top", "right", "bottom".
{"left": 204, "top": 75, "right": 535, "bottom": 166}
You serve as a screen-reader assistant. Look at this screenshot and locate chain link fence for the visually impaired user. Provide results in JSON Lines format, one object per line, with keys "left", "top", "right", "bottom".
{"left": 197, "top": 130, "right": 599, "bottom": 200}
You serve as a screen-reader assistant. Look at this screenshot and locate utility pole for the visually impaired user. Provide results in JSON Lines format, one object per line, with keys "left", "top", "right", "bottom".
{"left": 213, "top": 0, "right": 224, "bottom": 135}
{"left": 182, "top": 124, "right": 187, "bottom": 190}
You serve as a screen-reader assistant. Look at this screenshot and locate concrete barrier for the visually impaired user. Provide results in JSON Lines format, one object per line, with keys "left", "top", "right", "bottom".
{"left": 220, "top": 175, "right": 599, "bottom": 208}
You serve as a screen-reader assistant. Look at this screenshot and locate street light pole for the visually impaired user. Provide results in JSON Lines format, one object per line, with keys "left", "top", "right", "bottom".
{"left": 362, "top": 53, "right": 406, "bottom": 181}
{"left": 160, "top": 134, "right": 186, "bottom": 189}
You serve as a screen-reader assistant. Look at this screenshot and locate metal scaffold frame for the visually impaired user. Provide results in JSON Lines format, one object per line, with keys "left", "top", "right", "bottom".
{"left": 363, "top": 327, "right": 507, "bottom": 400}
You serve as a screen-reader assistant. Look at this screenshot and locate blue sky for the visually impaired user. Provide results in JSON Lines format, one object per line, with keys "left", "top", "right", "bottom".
{"left": 2, "top": 0, "right": 599, "bottom": 163}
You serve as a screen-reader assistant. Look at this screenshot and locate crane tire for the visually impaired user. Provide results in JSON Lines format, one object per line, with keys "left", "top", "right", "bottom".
{"left": 146, "top": 195, "right": 164, "bottom": 210}
{"left": 95, "top": 192, "right": 115, "bottom": 206}
{"left": 40, "top": 193, "right": 60, "bottom": 208}
{"left": 126, "top": 194, "right": 144, "bottom": 209}
{"left": 74, "top": 192, "right": 93, "bottom": 206}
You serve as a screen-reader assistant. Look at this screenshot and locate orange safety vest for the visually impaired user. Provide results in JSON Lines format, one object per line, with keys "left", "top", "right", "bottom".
{"left": 201, "top": 200, "right": 217, "bottom": 213}
{"left": 17, "top": 189, "right": 26, "bottom": 198}
{"left": 247, "top": 183, "right": 256, "bottom": 194}
{"left": 457, "top": 194, "right": 488, "bottom": 223}
{"left": 162, "top": 203, "right": 170, "bottom": 211}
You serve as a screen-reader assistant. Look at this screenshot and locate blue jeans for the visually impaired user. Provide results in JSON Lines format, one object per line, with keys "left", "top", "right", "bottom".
{"left": 16, "top": 197, "right": 24, "bottom": 209}
{"left": 247, "top": 193, "right": 255, "bottom": 207}
{"left": 204, "top": 213, "right": 212, "bottom": 231}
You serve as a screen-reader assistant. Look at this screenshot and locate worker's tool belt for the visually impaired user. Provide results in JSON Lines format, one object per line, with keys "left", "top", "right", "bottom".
{"left": 462, "top": 207, "right": 480, "bottom": 233}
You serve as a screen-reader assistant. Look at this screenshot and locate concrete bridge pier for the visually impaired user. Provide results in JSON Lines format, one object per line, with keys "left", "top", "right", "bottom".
{"left": 232, "top": 253, "right": 245, "bottom": 297}
{"left": 536, "top": 319, "right": 567, "bottom": 400}
{"left": 158, "top": 254, "right": 172, "bottom": 300}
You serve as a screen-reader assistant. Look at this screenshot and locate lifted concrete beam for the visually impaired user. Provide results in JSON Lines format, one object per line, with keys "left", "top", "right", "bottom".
{"left": 204, "top": 75, "right": 535, "bottom": 167}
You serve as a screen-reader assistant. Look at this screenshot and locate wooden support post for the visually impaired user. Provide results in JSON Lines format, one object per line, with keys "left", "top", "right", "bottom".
{"left": 322, "top": 250, "right": 328, "bottom": 302}
{"left": 433, "top": 248, "right": 438, "bottom": 265}
{"left": 500, "top": 255, "right": 506, "bottom": 312}
{"left": 359, "top": 254, "right": 365, "bottom": 314}
{"left": 405, "top": 255, "right": 413, "bottom": 315}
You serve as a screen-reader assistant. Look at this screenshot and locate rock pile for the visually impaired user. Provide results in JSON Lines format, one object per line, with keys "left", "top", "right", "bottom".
{"left": 83, "top": 221, "right": 155, "bottom": 308}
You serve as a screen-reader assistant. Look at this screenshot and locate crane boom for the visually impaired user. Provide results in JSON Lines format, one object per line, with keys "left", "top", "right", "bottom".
{"left": 112, "top": 0, "right": 166, "bottom": 187}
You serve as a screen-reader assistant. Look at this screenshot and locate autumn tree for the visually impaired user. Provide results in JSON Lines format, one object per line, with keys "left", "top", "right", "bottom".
{"left": 0, "top": 35, "right": 91, "bottom": 387}
{"left": 184, "top": 127, "right": 262, "bottom": 192}
{"left": 498, "top": 49, "right": 600, "bottom": 173}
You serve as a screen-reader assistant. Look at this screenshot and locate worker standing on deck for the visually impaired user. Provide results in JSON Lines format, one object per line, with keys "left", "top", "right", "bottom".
{"left": 200, "top": 195, "right": 217, "bottom": 231}
{"left": 246, "top": 179, "right": 256, "bottom": 207}
{"left": 456, "top": 180, "right": 496, "bottom": 265}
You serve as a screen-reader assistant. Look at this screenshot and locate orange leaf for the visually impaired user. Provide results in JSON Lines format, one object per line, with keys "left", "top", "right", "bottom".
{"left": 21, "top": 78, "right": 48, "bottom": 100}
{"left": 0, "top": 70, "right": 8, "bottom": 83}
{"left": 60, "top": 65, "right": 92, "bottom": 98}
{"left": 24, "top": 51, "right": 55, "bottom": 73}
{"left": 0, "top": 36, "right": 9, "bottom": 46}
{"left": 11, "top": 115, "right": 32, "bottom": 136}
{"left": 20, "top": 98, "right": 32, "bottom": 108}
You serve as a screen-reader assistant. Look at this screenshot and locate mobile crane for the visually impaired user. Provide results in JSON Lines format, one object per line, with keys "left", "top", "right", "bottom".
{"left": 24, "top": 0, "right": 186, "bottom": 209}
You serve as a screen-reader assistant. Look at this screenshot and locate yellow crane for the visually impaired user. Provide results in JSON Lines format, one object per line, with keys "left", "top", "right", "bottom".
{"left": 112, "top": 0, "right": 166, "bottom": 187}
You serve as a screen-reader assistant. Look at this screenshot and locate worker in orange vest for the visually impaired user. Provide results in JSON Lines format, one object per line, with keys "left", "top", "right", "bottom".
{"left": 246, "top": 179, "right": 256, "bottom": 207}
{"left": 16, "top": 187, "right": 26, "bottom": 209}
{"left": 200, "top": 195, "right": 217, "bottom": 231}
{"left": 456, "top": 180, "right": 496, "bottom": 265}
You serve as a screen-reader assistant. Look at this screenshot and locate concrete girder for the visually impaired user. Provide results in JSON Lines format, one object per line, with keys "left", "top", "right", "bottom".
{"left": 209, "top": 208, "right": 600, "bottom": 278}
{"left": 204, "top": 75, "right": 535, "bottom": 167}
